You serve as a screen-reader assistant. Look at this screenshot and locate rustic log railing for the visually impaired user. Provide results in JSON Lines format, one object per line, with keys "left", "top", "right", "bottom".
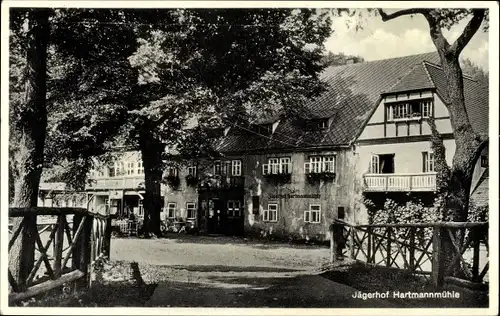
{"left": 8, "top": 205, "right": 111, "bottom": 304}
{"left": 329, "top": 220, "right": 489, "bottom": 288}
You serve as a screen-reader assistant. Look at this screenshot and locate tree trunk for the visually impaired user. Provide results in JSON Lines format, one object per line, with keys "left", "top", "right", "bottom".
{"left": 437, "top": 53, "right": 486, "bottom": 222}
{"left": 9, "top": 9, "right": 50, "bottom": 291}
{"left": 138, "top": 128, "right": 164, "bottom": 238}
{"left": 434, "top": 51, "right": 487, "bottom": 279}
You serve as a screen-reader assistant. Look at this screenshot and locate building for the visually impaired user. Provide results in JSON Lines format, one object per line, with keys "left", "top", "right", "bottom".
{"left": 85, "top": 150, "right": 166, "bottom": 219}
{"left": 37, "top": 182, "right": 87, "bottom": 208}
{"left": 84, "top": 52, "right": 489, "bottom": 241}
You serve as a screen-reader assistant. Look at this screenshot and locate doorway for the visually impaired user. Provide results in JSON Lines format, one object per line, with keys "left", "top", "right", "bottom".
{"left": 208, "top": 199, "right": 224, "bottom": 235}
{"left": 379, "top": 154, "right": 395, "bottom": 174}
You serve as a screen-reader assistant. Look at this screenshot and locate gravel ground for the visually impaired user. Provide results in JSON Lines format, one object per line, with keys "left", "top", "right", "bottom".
{"left": 110, "top": 235, "right": 331, "bottom": 270}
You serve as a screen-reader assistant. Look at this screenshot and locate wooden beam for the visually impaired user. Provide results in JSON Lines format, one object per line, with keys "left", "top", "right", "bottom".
{"left": 9, "top": 207, "right": 87, "bottom": 217}
{"left": 8, "top": 270, "right": 85, "bottom": 304}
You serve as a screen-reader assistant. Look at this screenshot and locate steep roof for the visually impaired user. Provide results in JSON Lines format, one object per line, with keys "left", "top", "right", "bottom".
{"left": 384, "top": 62, "right": 436, "bottom": 94}
{"left": 217, "top": 52, "right": 488, "bottom": 154}
{"left": 423, "top": 62, "right": 489, "bottom": 135}
{"left": 471, "top": 169, "right": 489, "bottom": 208}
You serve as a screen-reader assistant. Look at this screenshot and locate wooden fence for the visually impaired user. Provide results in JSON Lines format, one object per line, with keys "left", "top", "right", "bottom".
{"left": 8, "top": 206, "right": 111, "bottom": 304}
{"left": 329, "top": 220, "right": 489, "bottom": 288}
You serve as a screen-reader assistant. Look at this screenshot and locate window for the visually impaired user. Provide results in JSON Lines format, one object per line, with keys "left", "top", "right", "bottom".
{"left": 280, "top": 157, "right": 291, "bottom": 174}
{"left": 422, "top": 152, "right": 435, "bottom": 172}
{"left": 223, "top": 161, "right": 232, "bottom": 175}
{"left": 481, "top": 155, "right": 488, "bottom": 168}
{"left": 213, "top": 161, "right": 221, "bottom": 175}
{"left": 167, "top": 203, "right": 176, "bottom": 219}
{"left": 137, "top": 162, "right": 144, "bottom": 175}
{"left": 263, "top": 157, "right": 291, "bottom": 175}
{"left": 422, "top": 100, "right": 432, "bottom": 117}
{"left": 264, "top": 203, "right": 278, "bottom": 222}
{"left": 318, "top": 119, "right": 328, "bottom": 129}
{"left": 304, "top": 204, "right": 321, "bottom": 223}
{"left": 187, "top": 165, "right": 197, "bottom": 177}
{"left": 116, "top": 162, "right": 125, "bottom": 176}
{"left": 186, "top": 203, "right": 196, "bottom": 219}
{"left": 252, "top": 196, "right": 260, "bottom": 215}
{"left": 138, "top": 200, "right": 144, "bottom": 217}
{"left": 268, "top": 158, "right": 280, "bottom": 174}
{"left": 167, "top": 167, "right": 178, "bottom": 177}
{"left": 127, "top": 162, "right": 135, "bottom": 175}
{"left": 305, "top": 156, "right": 335, "bottom": 174}
{"left": 231, "top": 160, "right": 242, "bottom": 176}
{"left": 227, "top": 200, "right": 242, "bottom": 218}
{"left": 392, "top": 103, "right": 410, "bottom": 119}
{"left": 108, "top": 164, "right": 116, "bottom": 177}
{"left": 369, "top": 154, "right": 394, "bottom": 174}
{"left": 369, "top": 155, "right": 380, "bottom": 174}
{"left": 388, "top": 100, "right": 433, "bottom": 121}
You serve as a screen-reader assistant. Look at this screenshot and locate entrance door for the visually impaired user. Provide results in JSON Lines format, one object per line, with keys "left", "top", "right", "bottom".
{"left": 208, "top": 199, "right": 224, "bottom": 234}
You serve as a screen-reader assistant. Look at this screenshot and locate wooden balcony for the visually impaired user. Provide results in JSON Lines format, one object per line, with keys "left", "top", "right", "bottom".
{"left": 363, "top": 173, "right": 436, "bottom": 192}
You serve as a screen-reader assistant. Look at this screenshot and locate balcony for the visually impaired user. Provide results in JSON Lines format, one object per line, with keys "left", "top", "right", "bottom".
{"left": 86, "top": 176, "right": 165, "bottom": 192}
{"left": 363, "top": 173, "right": 436, "bottom": 192}
{"left": 198, "top": 175, "right": 245, "bottom": 190}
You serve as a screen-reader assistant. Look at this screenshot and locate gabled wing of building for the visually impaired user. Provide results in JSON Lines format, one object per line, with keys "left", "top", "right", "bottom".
{"left": 217, "top": 52, "right": 443, "bottom": 154}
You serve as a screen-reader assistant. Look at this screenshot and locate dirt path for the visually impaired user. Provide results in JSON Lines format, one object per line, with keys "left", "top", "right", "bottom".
{"left": 110, "top": 235, "right": 331, "bottom": 270}
{"left": 108, "top": 236, "right": 397, "bottom": 308}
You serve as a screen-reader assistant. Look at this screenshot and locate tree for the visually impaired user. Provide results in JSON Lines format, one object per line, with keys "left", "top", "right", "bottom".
{"left": 8, "top": 8, "right": 139, "bottom": 287}
{"left": 8, "top": 8, "right": 50, "bottom": 291}
{"left": 321, "top": 51, "right": 365, "bottom": 67}
{"left": 377, "top": 8, "right": 489, "bottom": 279}
{"left": 119, "top": 9, "right": 333, "bottom": 237}
{"left": 461, "top": 57, "right": 488, "bottom": 88}
{"left": 377, "top": 8, "right": 489, "bottom": 223}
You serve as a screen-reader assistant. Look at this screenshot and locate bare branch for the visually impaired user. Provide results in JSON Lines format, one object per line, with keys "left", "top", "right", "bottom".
{"left": 422, "top": 10, "right": 451, "bottom": 55}
{"left": 377, "top": 8, "right": 430, "bottom": 21}
{"left": 449, "top": 9, "right": 486, "bottom": 57}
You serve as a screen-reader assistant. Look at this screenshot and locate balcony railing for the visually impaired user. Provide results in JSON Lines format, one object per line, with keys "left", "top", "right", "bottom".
{"left": 363, "top": 173, "right": 436, "bottom": 192}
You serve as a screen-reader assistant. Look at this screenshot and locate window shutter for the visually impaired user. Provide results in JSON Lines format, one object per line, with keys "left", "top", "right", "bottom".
{"left": 422, "top": 152, "right": 427, "bottom": 173}
{"left": 262, "top": 164, "right": 269, "bottom": 175}
{"left": 304, "top": 162, "right": 310, "bottom": 174}
{"left": 370, "top": 155, "right": 379, "bottom": 174}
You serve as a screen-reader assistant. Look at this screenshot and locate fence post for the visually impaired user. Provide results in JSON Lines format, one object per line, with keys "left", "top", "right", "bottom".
{"left": 367, "top": 227, "right": 372, "bottom": 263}
{"left": 409, "top": 227, "right": 416, "bottom": 272}
{"left": 54, "top": 215, "right": 65, "bottom": 278}
{"left": 386, "top": 227, "right": 392, "bottom": 267}
{"left": 432, "top": 226, "right": 445, "bottom": 288}
{"left": 72, "top": 214, "right": 93, "bottom": 291}
{"left": 472, "top": 228, "right": 480, "bottom": 282}
{"left": 103, "top": 216, "right": 112, "bottom": 260}
{"left": 329, "top": 224, "right": 336, "bottom": 263}
{"left": 350, "top": 228, "right": 355, "bottom": 260}
{"left": 9, "top": 215, "right": 37, "bottom": 292}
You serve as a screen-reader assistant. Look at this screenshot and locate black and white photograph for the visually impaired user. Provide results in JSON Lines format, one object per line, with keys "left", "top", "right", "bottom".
{"left": 1, "top": 1, "right": 498, "bottom": 315}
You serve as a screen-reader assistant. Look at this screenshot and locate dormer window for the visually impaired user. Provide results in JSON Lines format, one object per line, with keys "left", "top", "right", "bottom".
{"left": 318, "top": 119, "right": 328, "bottom": 129}
{"left": 387, "top": 99, "right": 433, "bottom": 121}
{"left": 306, "top": 118, "right": 329, "bottom": 131}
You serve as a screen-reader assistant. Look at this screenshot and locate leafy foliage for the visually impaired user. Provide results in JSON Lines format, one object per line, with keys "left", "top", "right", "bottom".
{"left": 321, "top": 52, "right": 365, "bottom": 67}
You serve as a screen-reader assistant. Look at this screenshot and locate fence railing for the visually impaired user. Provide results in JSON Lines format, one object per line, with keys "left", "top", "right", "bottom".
{"left": 363, "top": 173, "right": 436, "bottom": 192}
{"left": 329, "top": 220, "right": 489, "bottom": 288}
{"left": 8, "top": 205, "right": 111, "bottom": 304}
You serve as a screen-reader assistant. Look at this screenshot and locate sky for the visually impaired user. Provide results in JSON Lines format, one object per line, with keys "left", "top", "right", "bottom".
{"left": 324, "top": 10, "right": 489, "bottom": 71}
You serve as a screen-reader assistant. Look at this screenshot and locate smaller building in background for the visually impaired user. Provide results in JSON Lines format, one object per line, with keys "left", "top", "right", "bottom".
{"left": 85, "top": 150, "right": 166, "bottom": 220}
{"left": 37, "top": 182, "right": 87, "bottom": 208}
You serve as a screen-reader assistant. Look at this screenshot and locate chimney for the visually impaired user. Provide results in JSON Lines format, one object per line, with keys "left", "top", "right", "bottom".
{"left": 346, "top": 58, "right": 355, "bottom": 65}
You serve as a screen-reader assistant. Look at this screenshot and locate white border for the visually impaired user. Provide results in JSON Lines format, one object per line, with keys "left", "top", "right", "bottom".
{"left": 1, "top": 1, "right": 498, "bottom": 315}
